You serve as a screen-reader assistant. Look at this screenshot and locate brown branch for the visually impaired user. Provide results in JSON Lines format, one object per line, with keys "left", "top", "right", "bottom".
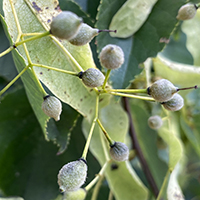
{"left": 122, "top": 97, "right": 159, "bottom": 197}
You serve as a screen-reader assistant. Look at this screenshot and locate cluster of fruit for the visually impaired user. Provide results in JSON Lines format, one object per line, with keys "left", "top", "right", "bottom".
{"left": 0, "top": 2, "right": 199, "bottom": 199}
{"left": 38, "top": 6, "right": 199, "bottom": 199}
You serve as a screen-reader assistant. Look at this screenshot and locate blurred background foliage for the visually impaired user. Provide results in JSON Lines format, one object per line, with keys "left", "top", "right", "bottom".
{"left": 0, "top": 0, "right": 200, "bottom": 200}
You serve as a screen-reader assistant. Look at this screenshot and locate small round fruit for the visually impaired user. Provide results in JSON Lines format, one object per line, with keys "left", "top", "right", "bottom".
{"left": 63, "top": 188, "right": 87, "bottom": 200}
{"left": 161, "top": 93, "right": 184, "bottom": 111}
{"left": 99, "top": 44, "right": 124, "bottom": 69}
{"left": 110, "top": 142, "right": 129, "bottom": 162}
{"left": 147, "top": 79, "right": 178, "bottom": 102}
{"left": 176, "top": 3, "right": 198, "bottom": 20}
{"left": 148, "top": 115, "right": 163, "bottom": 130}
{"left": 57, "top": 159, "right": 87, "bottom": 192}
{"left": 68, "top": 23, "right": 99, "bottom": 46}
{"left": 50, "top": 11, "right": 83, "bottom": 40}
{"left": 41, "top": 95, "right": 62, "bottom": 121}
{"left": 79, "top": 68, "right": 105, "bottom": 88}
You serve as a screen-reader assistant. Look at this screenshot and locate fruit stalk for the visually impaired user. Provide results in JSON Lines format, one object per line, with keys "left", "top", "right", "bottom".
{"left": 81, "top": 94, "right": 99, "bottom": 160}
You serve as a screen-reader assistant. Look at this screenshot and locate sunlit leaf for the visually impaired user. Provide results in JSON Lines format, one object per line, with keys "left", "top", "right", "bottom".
{"left": 158, "top": 113, "right": 183, "bottom": 170}
{"left": 109, "top": 0, "right": 158, "bottom": 38}
{"left": 3, "top": 0, "right": 108, "bottom": 120}
{"left": 182, "top": 9, "right": 200, "bottom": 66}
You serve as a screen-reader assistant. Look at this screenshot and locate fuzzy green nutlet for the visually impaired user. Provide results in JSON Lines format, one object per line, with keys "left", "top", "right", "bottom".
{"left": 79, "top": 68, "right": 105, "bottom": 88}
{"left": 50, "top": 11, "right": 83, "bottom": 40}
{"left": 161, "top": 93, "right": 184, "bottom": 111}
{"left": 68, "top": 23, "right": 99, "bottom": 46}
{"left": 176, "top": 3, "right": 198, "bottom": 20}
{"left": 57, "top": 159, "right": 87, "bottom": 193}
{"left": 110, "top": 142, "right": 129, "bottom": 162}
{"left": 147, "top": 79, "right": 178, "bottom": 102}
{"left": 148, "top": 115, "right": 163, "bottom": 130}
{"left": 41, "top": 95, "right": 62, "bottom": 121}
{"left": 63, "top": 188, "right": 87, "bottom": 200}
{"left": 99, "top": 44, "right": 124, "bottom": 69}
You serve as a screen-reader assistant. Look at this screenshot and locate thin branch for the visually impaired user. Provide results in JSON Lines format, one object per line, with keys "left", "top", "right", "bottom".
{"left": 122, "top": 97, "right": 159, "bottom": 197}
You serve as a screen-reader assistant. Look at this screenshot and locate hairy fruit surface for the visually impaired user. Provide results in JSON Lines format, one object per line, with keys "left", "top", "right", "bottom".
{"left": 99, "top": 44, "right": 124, "bottom": 69}
{"left": 57, "top": 159, "right": 87, "bottom": 192}
{"left": 50, "top": 11, "right": 82, "bottom": 40}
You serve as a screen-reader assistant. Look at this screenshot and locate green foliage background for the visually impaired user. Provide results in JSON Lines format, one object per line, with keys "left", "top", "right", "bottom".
{"left": 0, "top": 0, "right": 200, "bottom": 200}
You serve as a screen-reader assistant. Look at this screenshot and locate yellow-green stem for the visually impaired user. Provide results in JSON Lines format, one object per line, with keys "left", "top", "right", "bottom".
{"left": 109, "top": 91, "right": 155, "bottom": 101}
{"left": 0, "top": 65, "right": 29, "bottom": 96}
{"left": 9, "top": 0, "right": 22, "bottom": 42}
{"left": 85, "top": 162, "right": 108, "bottom": 192}
{"left": 81, "top": 95, "right": 99, "bottom": 160}
{"left": 15, "top": 31, "right": 50, "bottom": 47}
{"left": 30, "top": 66, "right": 47, "bottom": 97}
{"left": 108, "top": 190, "right": 114, "bottom": 200}
{"left": 51, "top": 36, "right": 84, "bottom": 72}
{"left": 33, "top": 63, "right": 79, "bottom": 76}
{"left": 97, "top": 119, "right": 114, "bottom": 146}
{"left": 106, "top": 88, "right": 148, "bottom": 94}
{"left": 102, "top": 69, "right": 111, "bottom": 89}
{"left": 91, "top": 170, "right": 105, "bottom": 200}
{"left": 100, "top": 126, "right": 110, "bottom": 161}
{"left": 156, "top": 169, "right": 171, "bottom": 200}
{"left": 0, "top": 46, "right": 14, "bottom": 58}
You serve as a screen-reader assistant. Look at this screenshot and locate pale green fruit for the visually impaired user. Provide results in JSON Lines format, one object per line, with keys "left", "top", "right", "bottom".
{"left": 79, "top": 68, "right": 105, "bottom": 88}
{"left": 41, "top": 95, "right": 62, "bottom": 121}
{"left": 148, "top": 79, "right": 178, "bottom": 102}
{"left": 69, "top": 23, "right": 99, "bottom": 46}
{"left": 57, "top": 159, "right": 87, "bottom": 192}
{"left": 63, "top": 188, "right": 87, "bottom": 200}
{"left": 99, "top": 44, "right": 124, "bottom": 69}
{"left": 50, "top": 11, "right": 83, "bottom": 40}
{"left": 176, "top": 3, "right": 198, "bottom": 20}
{"left": 110, "top": 142, "right": 129, "bottom": 162}
{"left": 148, "top": 115, "right": 163, "bottom": 130}
{"left": 161, "top": 93, "right": 184, "bottom": 111}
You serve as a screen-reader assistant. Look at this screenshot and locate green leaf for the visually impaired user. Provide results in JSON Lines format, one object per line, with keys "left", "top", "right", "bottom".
{"left": 0, "top": 14, "right": 49, "bottom": 137}
{"left": 158, "top": 113, "right": 183, "bottom": 170}
{"left": 0, "top": 19, "right": 17, "bottom": 81}
{"left": 180, "top": 115, "right": 200, "bottom": 157}
{"left": 129, "top": 101, "right": 168, "bottom": 188}
{"left": 182, "top": 9, "right": 200, "bottom": 66}
{"left": 153, "top": 56, "right": 200, "bottom": 87}
{"left": 109, "top": 0, "right": 158, "bottom": 38}
{"left": 82, "top": 100, "right": 148, "bottom": 200}
{"left": 160, "top": 27, "right": 193, "bottom": 65}
{"left": 96, "top": 0, "right": 185, "bottom": 89}
{"left": 3, "top": 0, "right": 107, "bottom": 120}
